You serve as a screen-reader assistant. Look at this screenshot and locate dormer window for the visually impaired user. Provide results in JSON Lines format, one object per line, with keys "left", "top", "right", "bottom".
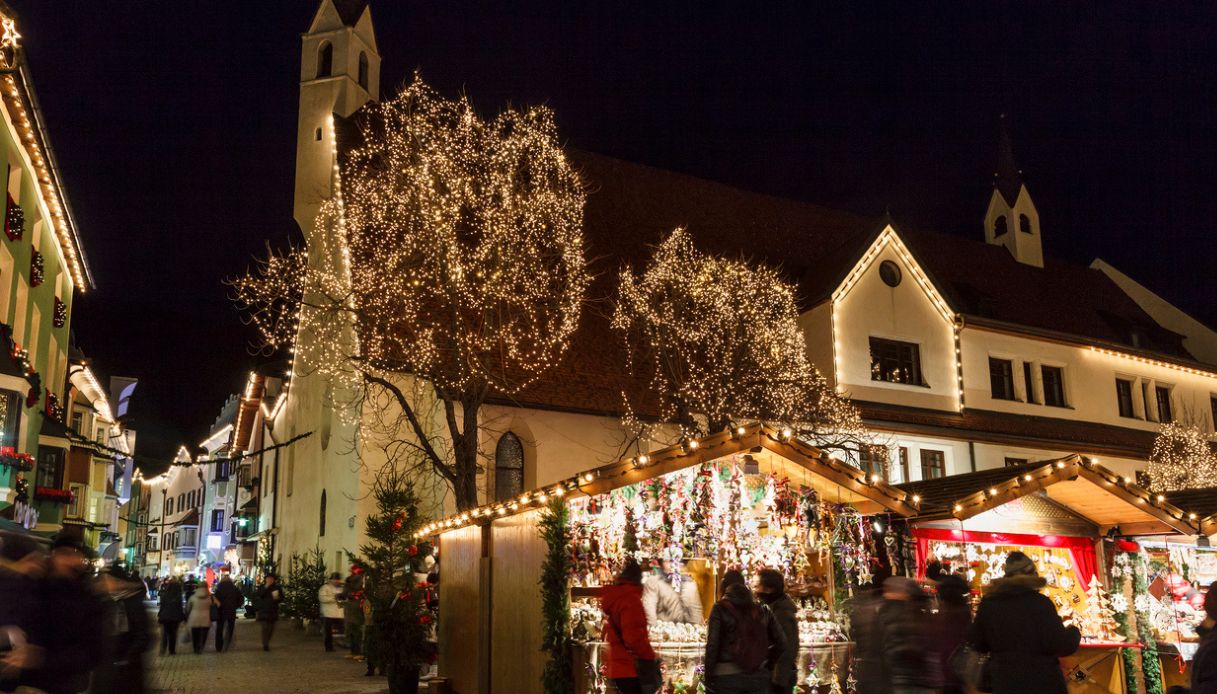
{"left": 1019, "top": 214, "right": 1032, "bottom": 234}
{"left": 317, "top": 42, "right": 333, "bottom": 78}
{"left": 993, "top": 215, "right": 1008, "bottom": 237}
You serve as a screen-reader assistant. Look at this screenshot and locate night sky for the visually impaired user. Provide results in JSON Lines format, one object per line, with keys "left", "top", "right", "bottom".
{"left": 14, "top": 1, "right": 1217, "bottom": 464}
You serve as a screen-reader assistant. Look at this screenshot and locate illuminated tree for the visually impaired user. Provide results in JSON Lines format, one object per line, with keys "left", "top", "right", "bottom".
{"left": 612, "top": 227, "right": 866, "bottom": 450}
{"left": 1146, "top": 421, "right": 1217, "bottom": 492}
{"left": 232, "top": 77, "right": 589, "bottom": 510}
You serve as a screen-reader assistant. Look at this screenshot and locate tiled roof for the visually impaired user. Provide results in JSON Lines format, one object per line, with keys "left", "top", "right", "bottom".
{"left": 331, "top": 109, "right": 1204, "bottom": 423}
{"left": 1163, "top": 488, "right": 1217, "bottom": 521}
{"left": 330, "top": 0, "right": 369, "bottom": 27}
{"left": 896, "top": 460, "right": 1047, "bottom": 512}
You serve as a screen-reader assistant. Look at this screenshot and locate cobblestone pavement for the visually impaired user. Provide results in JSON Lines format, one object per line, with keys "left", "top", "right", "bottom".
{"left": 147, "top": 614, "right": 390, "bottom": 694}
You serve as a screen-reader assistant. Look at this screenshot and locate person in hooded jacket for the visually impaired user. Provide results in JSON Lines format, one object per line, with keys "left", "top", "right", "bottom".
{"left": 934, "top": 574, "right": 972, "bottom": 694}
{"left": 185, "top": 583, "right": 213, "bottom": 654}
{"left": 968, "top": 552, "right": 1080, "bottom": 694}
{"left": 755, "top": 569, "right": 798, "bottom": 694}
{"left": 704, "top": 570, "right": 786, "bottom": 694}
{"left": 601, "top": 560, "right": 659, "bottom": 694}
{"left": 156, "top": 576, "right": 184, "bottom": 656}
{"left": 1190, "top": 582, "right": 1217, "bottom": 693}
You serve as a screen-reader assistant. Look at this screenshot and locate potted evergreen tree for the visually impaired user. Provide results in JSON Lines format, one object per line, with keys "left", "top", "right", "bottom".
{"left": 351, "top": 466, "right": 435, "bottom": 694}
{"left": 284, "top": 547, "right": 327, "bottom": 633}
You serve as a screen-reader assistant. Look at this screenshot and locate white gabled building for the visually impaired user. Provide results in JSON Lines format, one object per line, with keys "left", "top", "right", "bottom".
{"left": 266, "top": 0, "right": 1217, "bottom": 567}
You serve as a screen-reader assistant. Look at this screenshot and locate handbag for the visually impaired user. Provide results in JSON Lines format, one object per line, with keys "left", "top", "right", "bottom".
{"left": 948, "top": 642, "right": 992, "bottom": 693}
{"left": 607, "top": 614, "right": 663, "bottom": 694}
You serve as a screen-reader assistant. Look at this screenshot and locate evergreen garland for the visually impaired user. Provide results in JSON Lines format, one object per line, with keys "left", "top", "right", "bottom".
{"left": 1131, "top": 554, "right": 1164, "bottom": 694}
{"left": 539, "top": 498, "right": 574, "bottom": 694}
{"left": 1114, "top": 550, "right": 1165, "bottom": 694}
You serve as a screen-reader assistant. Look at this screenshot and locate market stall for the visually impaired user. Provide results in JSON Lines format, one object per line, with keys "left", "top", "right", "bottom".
{"left": 1109, "top": 486, "right": 1217, "bottom": 689}
{"left": 430, "top": 423, "right": 920, "bottom": 694}
{"left": 899, "top": 455, "right": 1199, "bottom": 694}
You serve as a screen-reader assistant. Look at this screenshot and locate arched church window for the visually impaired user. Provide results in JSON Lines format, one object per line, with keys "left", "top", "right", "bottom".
{"left": 358, "top": 52, "right": 369, "bottom": 90}
{"left": 1019, "top": 214, "right": 1032, "bottom": 234}
{"left": 320, "top": 489, "right": 327, "bottom": 537}
{"left": 494, "top": 432, "right": 525, "bottom": 502}
{"left": 317, "top": 42, "right": 333, "bottom": 78}
{"left": 993, "top": 215, "right": 1008, "bottom": 237}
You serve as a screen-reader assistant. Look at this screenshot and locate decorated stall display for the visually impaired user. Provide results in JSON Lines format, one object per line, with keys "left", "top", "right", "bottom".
{"left": 568, "top": 459, "right": 881, "bottom": 593}
{"left": 1139, "top": 540, "right": 1216, "bottom": 650}
{"left": 917, "top": 531, "right": 1127, "bottom": 643}
{"left": 430, "top": 424, "right": 919, "bottom": 694}
{"left": 567, "top": 455, "right": 882, "bottom": 692}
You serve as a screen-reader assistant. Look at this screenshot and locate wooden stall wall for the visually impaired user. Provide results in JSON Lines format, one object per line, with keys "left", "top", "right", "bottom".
{"left": 440, "top": 525, "right": 485, "bottom": 694}
{"left": 490, "top": 510, "right": 547, "bottom": 694}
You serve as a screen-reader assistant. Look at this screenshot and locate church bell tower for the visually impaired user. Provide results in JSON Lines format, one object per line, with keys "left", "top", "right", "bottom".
{"left": 294, "top": 0, "right": 380, "bottom": 241}
{"left": 983, "top": 115, "right": 1043, "bottom": 267}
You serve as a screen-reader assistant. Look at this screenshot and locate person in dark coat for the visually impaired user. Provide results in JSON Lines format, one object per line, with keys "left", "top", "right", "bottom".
{"left": 156, "top": 576, "right": 184, "bottom": 656}
{"left": 0, "top": 533, "right": 45, "bottom": 692}
{"left": 255, "top": 574, "right": 284, "bottom": 652}
{"left": 968, "top": 551, "right": 1080, "bottom": 694}
{"left": 211, "top": 574, "right": 243, "bottom": 652}
{"left": 601, "top": 560, "right": 659, "bottom": 694}
{"left": 756, "top": 569, "right": 798, "bottom": 694}
{"left": 26, "top": 536, "right": 104, "bottom": 694}
{"left": 342, "top": 567, "right": 366, "bottom": 657}
{"left": 92, "top": 565, "right": 152, "bottom": 694}
{"left": 877, "top": 577, "right": 941, "bottom": 694}
{"left": 1190, "top": 582, "right": 1217, "bottom": 693}
{"left": 704, "top": 572, "right": 787, "bottom": 694}
{"left": 847, "top": 566, "right": 891, "bottom": 694}
{"left": 935, "top": 574, "right": 972, "bottom": 694}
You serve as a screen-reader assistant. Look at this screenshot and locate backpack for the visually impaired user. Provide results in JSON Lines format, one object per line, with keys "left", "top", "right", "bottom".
{"left": 722, "top": 600, "right": 769, "bottom": 673}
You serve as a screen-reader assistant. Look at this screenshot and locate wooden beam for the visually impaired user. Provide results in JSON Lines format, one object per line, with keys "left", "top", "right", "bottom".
{"left": 1074, "top": 465, "right": 1196, "bottom": 535}
{"left": 1107, "top": 521, "right": 1178, "bottom": 537}
{"left": 755, "top": 434, "right": 919, "bottom": 516}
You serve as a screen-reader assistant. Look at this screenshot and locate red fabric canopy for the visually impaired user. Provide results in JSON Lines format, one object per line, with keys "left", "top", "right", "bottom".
{"left": 912, "top": 526, "right": 1098, "bottom": 591}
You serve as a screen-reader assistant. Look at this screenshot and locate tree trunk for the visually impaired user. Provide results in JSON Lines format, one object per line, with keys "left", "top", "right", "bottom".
{"left": 449, "top": 391, "right": 484, "bottom": 511}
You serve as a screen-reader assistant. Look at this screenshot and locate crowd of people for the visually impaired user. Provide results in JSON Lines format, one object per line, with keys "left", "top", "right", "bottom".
{"left": 602, "top": 551, "right": 1120, "bottom": 694}
{"left": 0, "top": 533, "right": 150, "bottom": 694}
{"left": 0, "top": 530, "right": 396, "bottom": 693}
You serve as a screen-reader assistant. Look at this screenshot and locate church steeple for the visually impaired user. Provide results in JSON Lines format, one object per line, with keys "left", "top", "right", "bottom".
{"left": 293, "top": 0, "right": 381, "bottom": 241}
{"left": 983, "top": 114, "right": 1043, "bottom": 267}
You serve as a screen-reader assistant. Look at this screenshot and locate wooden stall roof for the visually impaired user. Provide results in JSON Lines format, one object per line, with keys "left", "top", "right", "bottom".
{"left": 422, "top": 423, "right": 921, "bottom": 538}
{"left": 898, "top": 454, "right": 1198, "bottom": 536}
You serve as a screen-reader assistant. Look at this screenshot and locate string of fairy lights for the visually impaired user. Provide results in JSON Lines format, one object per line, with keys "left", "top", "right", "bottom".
{"left": 1145, "top": 421, "right": 1217, "bottom": 492}
{"left": 612, "top": 227, "right": 866, "bottom": 449}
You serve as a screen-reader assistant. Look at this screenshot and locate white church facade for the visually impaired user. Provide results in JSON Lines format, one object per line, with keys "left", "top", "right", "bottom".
{"left": 264, "top": 0, "right": 1217, "bottom": 570}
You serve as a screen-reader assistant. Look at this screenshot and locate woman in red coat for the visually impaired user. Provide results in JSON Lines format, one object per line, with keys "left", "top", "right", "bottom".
{"left": 601, "top": 560, "right": 660, "bottom": 694}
